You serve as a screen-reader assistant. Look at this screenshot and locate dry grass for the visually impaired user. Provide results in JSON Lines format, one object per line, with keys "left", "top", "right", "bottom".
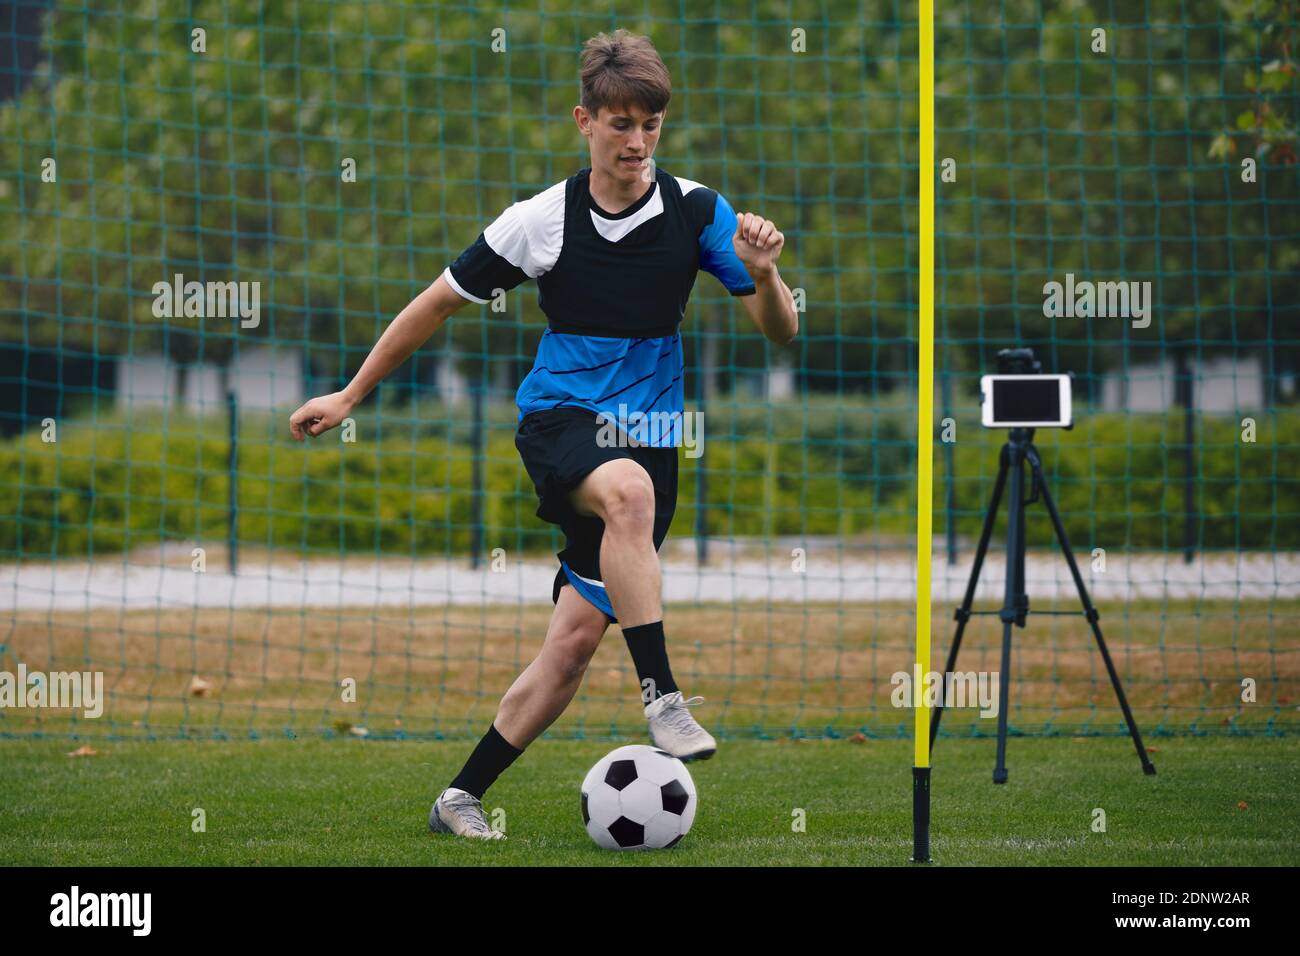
{"left": 3, "top": 599, "right": 1296, "bottom": 739}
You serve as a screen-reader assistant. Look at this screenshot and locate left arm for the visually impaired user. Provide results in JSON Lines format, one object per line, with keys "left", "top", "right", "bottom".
{"left": 733, "top": 212, "right": 798, "bottom": 346}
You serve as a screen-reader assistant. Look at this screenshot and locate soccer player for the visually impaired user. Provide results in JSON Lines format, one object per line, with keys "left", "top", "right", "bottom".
{"left": 289, "top": 29, "right": 797, "bottom": 840}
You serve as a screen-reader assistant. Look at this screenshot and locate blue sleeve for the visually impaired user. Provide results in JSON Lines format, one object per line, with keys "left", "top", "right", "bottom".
{"left": 699, "top": 192, "right": 756, "bottom": 296}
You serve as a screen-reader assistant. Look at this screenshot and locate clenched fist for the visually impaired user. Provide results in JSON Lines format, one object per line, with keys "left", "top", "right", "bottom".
{"left": 289, "top": 391, "right": 355, "bottom": 441}
{"left": 732, "top": 212, "right": 785, "bottom": 278}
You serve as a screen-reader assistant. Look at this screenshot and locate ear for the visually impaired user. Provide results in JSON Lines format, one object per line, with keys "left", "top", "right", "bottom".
{"left": 574, "top": 105, "right": 592, "bottom": 136}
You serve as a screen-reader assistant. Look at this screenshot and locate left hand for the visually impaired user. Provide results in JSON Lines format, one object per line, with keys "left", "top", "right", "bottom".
{"left": 732, "top": 212, "right": 784, "bottom": 278}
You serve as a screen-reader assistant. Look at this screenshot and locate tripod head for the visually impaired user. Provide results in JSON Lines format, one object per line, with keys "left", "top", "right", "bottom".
{"left": 981, "top": 348, "right": 1073, "bottom": 430}
{"left": 995, "top": 347, "right": 1042, "bottom": 375}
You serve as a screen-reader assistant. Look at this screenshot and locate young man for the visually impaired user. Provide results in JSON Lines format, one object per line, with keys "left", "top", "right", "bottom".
{"left": 289, "top": 29, "right": 797, "bottom": 840}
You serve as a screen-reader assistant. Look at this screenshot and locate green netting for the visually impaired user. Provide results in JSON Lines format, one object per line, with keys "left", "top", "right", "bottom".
{"left": 0, "top": 0, "right": 1296, "bottom": 742}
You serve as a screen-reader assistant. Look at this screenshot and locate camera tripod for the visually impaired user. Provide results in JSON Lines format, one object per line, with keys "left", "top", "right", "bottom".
{"left": 929, "top": 427, "right": 1157, "bottom": 783}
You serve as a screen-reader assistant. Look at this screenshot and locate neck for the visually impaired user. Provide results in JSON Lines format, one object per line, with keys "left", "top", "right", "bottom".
{"left": 588, "top": 165, "right": 652, "bottom": 214}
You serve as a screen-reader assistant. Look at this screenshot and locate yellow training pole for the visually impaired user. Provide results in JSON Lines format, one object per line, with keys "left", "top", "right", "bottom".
{"left": 911, "top": 0, "right": 935, "bottom": 864}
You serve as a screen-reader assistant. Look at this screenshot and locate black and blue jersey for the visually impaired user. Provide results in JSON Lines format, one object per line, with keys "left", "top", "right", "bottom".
{"left": 442, "top": 166, "right": 755, "bottom": 444}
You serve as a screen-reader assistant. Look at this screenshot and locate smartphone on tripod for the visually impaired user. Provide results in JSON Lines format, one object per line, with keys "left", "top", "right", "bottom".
{"left": 979, "top": 373, "right": 1073, "bottom": 429}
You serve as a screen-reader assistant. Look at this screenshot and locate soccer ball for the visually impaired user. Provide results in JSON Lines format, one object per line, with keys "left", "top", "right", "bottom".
{"left": 581, "top": 745, "right": 697, "bottom": 850}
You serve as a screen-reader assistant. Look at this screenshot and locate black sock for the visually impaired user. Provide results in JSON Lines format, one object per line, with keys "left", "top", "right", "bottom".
{"left": 449, "top": 723, "right": 524, "bottom": 799}
{"left": 622, "top": 620, "right": 679, "bottom": 702}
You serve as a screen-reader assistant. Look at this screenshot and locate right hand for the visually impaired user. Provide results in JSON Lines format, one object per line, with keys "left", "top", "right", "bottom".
{"left": 289, "top": 391, "right": 355, "bottom": 441}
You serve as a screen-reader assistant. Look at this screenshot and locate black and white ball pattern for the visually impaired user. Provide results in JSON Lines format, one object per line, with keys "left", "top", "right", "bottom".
{"left": 581, "top": 745, "right": 697, "bottom": 850}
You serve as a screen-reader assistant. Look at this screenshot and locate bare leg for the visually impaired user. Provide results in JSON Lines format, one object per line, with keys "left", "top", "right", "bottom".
{"left": 493, "top": 584, "right": 611, "bottom": 748}
{"left": 565, "top": 459, "right": 714, "bottom": 759}
{"left": 568, "top": 458, "right": 661, "bottom": 626}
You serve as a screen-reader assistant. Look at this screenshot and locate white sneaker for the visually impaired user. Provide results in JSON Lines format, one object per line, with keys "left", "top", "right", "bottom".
{"left": 428, "top": 787, "right": 505, "bottom": 840}
{"left": 645, "top": 691, "right": 717, "bottom": 762}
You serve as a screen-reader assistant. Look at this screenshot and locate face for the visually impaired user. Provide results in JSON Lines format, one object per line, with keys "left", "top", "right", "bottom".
{"left": 577, "top": 102, "right": 664, "bottom": 184}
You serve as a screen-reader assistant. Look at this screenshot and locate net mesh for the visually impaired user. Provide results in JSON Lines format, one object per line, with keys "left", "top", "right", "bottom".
{"left": 1, "top": 0, "right": 1296, "bottom": 741}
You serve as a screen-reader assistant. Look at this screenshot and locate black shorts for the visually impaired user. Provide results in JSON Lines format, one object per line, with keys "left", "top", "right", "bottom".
{"left": 514, "top": 407, "right": 678, "bottom": 621}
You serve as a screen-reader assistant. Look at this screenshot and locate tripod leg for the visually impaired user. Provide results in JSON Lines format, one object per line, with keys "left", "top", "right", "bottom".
{"left": 993, "top": 616, "right": 1013, "bottom": 784}
{"left": 1013, "top": 473, "right": 1030, "bottom": 625}
{"left": 931, "top": 444, "right": 1011, "bottom": 748}
{"left": 1029, "top": 450, "right": 1157, "bottom": 776}
{"left": 993, "top": 451, "right": 1026, "bottom": 785}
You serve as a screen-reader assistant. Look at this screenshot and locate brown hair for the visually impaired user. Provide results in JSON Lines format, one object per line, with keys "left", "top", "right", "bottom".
{"left": 580, "top": 30, "right": 671, "bottom": 118}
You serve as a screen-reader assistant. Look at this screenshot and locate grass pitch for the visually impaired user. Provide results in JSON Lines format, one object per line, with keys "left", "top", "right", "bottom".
{"left": 6, "top": 598, "right": 1297, "bottom": 740}
{"left": 5, "top": 593, "right": 1295, "bottom": 865}
{"left": 0, "top": 735, "right": 1294, "bottom": 866}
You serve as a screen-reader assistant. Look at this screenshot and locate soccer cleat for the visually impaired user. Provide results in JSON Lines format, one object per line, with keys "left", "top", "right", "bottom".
{"left": 428, "top": 787, "right": 506, "bottom": 840}
{"left": 645, "top": 691, "right": 717, "bottom": 762}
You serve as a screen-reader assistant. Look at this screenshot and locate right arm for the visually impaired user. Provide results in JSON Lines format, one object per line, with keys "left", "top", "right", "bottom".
{"left": 288, "top": 274, "right": 472, "bottom": 440}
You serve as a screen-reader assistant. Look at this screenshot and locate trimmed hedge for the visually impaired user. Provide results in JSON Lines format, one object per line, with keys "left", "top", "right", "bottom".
{"left": 937, "top": 411, "right": 1300, "bottom": 551}
{"left": 2, "top": 404, "right": 1296, "bottom": 558}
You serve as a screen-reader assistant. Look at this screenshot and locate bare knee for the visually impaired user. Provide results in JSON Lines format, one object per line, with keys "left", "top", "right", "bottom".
{"left": 573, "top": 461, "right": 656, "bottom": 532}
{"left": 546, "top": 617, "right": 604, "bottom": 682}
{"left": 596, "top": 473, "right": 655, "bottom": 533}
